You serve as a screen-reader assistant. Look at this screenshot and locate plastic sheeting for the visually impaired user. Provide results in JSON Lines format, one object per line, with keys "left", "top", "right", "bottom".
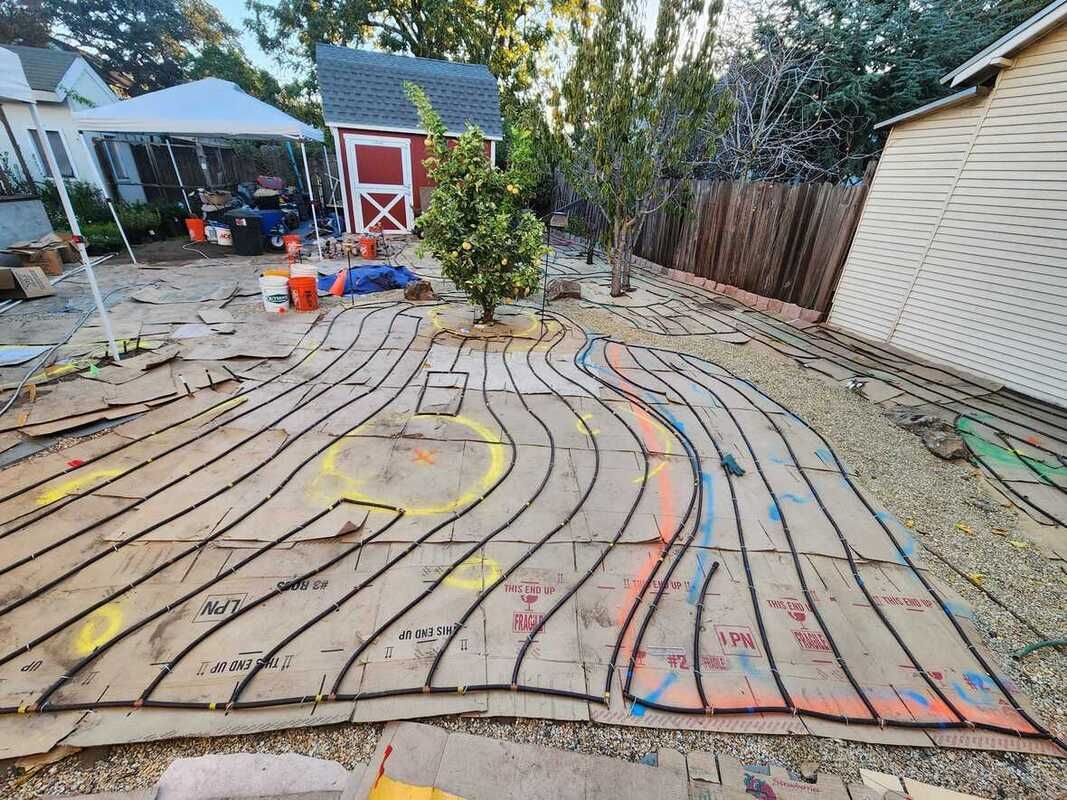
{"left": 318, "top": 264, "right": 418, "bottom": 295}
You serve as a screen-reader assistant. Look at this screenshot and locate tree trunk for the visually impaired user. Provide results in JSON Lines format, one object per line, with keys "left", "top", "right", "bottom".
{"left": 609, "top": 219, "right": 624, "bottom": 297}
{"left": 479, "top": 304, "right": 496, "bottom": 324}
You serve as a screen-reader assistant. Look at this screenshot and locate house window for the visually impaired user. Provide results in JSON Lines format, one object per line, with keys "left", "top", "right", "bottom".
{"left": 29, "top": 129, "right": 75, "bottom": 178}
{"left": 104, "top": 140, "right": 128, "bottom": 180}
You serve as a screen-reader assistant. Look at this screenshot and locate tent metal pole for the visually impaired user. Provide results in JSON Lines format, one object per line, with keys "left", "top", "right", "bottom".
{"left": 78, "top": 132, "right": 137, "bottom": 265}
{"left": 300, "top": 140, "right": 323, "bottom": 259}
{"left": 165, "top": 136, "right": 193, "bottom": 214}
{"left": 27, "top": 107, "right": 121, "bottom": 362}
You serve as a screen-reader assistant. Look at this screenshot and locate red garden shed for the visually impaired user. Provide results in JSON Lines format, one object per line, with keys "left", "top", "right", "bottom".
{"left": 316, "top": 45, "right": 504, "bottom": 234}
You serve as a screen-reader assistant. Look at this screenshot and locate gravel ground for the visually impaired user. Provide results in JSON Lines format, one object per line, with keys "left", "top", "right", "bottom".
{"left": 3, "top": 297, "right": 1065, "bottom": 799}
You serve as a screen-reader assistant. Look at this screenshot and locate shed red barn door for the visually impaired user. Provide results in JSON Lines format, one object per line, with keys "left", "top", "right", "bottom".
{"left": 343, "top": 133, "right": 413, "bottom": 233}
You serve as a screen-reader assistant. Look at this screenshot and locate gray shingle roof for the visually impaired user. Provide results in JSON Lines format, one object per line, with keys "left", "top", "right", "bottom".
{"left": 316, "top": 44, "right": 503, "bottom": 139}
{"left": 1, "top": 45, "right": 78, "bottom": 92}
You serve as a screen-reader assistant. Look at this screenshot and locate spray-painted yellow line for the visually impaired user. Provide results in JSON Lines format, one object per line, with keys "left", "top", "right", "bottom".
{"left": 36, "top": 468, "right": 129, "bottom": 506}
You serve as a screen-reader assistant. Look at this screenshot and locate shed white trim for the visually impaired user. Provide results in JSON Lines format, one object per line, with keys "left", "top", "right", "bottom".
{"left": 325, "top": 120, "right": 504, "bottom": 141}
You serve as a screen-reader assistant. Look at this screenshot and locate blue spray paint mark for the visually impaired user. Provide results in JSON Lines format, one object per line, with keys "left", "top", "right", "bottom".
{"left": 945, "top": 600, "right": 975, "bottom": 621}
{"left": 815, "top": 447, "right": 834, "bottom": 468}
{"left": 900, "top": 688, "right": 930, "bottom": 708}
{"left": 768, "top": 492, "right": 808, "bottom": 523}
{"left": 630, "top": 671, "right": 679, "bottom": 717}
{"left": 737, "top": 652, "right": 760, "bottom": 678}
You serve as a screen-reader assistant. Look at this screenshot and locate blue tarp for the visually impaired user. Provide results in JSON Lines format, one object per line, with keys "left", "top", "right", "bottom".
{"left": 316, "top": 264, "right": 418, "bottom": 295}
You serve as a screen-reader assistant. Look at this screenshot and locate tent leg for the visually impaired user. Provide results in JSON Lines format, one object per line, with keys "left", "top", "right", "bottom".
{"left": 300, "top": 140, "right": 323, "bottom": 260}
{"left": 78, "top": 132, "right": 137, "bottom": 265}
{"left": 165, "top": 137, "right": 193, "bottom": 214}
{"left": 27, "top": 107, "right": 121, "bottom": 362}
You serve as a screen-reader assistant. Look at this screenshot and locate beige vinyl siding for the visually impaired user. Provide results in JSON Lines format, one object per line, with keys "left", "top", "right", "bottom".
{"left": 829, "top": 101, "right": 987, "bottom": 340}
{"left": 829, "top": 22, "right": 1067, "bottom": 406}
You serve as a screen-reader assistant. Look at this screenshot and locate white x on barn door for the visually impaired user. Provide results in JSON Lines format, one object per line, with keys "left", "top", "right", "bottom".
{"left": 344, "top": 134, "right": 413, "bottom": 233}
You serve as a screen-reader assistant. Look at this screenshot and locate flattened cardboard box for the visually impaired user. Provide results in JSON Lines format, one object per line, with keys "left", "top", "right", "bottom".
{"left": 0, "top": 266, "right": 55, "bottom": 299}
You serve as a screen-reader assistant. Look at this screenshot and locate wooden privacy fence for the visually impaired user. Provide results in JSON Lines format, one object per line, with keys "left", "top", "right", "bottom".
{"left": 555, "top": 168, "right": 874, "bottom": 314}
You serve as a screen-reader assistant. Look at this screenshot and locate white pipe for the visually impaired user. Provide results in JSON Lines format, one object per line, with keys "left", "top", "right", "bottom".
{"left": 300, "top": 139, "right": 323, "bottom": 259}
{"left": 78, "top": 131, "right": 137, "bottom": 265}
{"left": 165, "top": 136, "right": 193, "bottom": 214}
{"left": 28, "top": 106, "right": 121, "bottom": 362}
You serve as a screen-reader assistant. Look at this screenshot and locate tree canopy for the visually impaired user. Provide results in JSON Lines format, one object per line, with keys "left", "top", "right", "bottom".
{"left": 740, "top": 0, "right": 1050, "bottom": 176}
{"left": 556, "top": 0, "right": 730, "bottom": 295}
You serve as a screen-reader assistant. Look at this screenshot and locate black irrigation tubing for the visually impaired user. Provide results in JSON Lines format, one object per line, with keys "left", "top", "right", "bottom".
{"left": 133, "top": 503, "right": 406, "bottom": 710}
{"left": 26, "top": 311, "right": 436, "bottom": 711}
{"left": 654, "top": 347, "right": 969, "bottom": 726}
{"left": 617, "top": 348, "right": 793, "bottom": 714}
{"left": 326, "top": 332, "right": 559, "bottom": 698}
{"left": 0, "top": 302, "right": 391, "bottom": 510}
{"left": 623, "top": 344, "right": 880, "bottom": 722}
{"left": 0, "top": 304, "right": 410, "bottom": 603}
{"left": 676, "top": 350, "right": 1066, "bottom": 748}
{"left": 421, "top": 327, "right": 579, "bottom": 688}
{"left": 228, "top": 331, "right": 525, "bottom": 705}
{"left": 566, "top": 252, "right": 1064, "bottom": 448}
{"left": 916, "top": 536, "right": 1054, "bottom": 645}
{"left": 601, "top": 342, "right": 717, "bottom": 711}
{"left": 634, "top": 272, "right": 1067, "bottom": 458}
{"left": 567, "top": 263, "right": 1067, "bottom": 524}
{"left": 29, "top": 499, "right": 404, "bottom": 713}
{"left": 0, "top": 302, "right": 401, "bottom": 545}
{"left": 564, "top": 335, "right": 704, "bottom": 704}
{"left": 541, "top": 306, "right": 782, "bottom": 706}
{"left": 509, "top": 320, "right": 654, "bottom": 692}
{"left": 0, "top": 307, "right": 419, "bottom": 667}
{"left": 954, "top": 415, "right": 1066, "bottom": 529}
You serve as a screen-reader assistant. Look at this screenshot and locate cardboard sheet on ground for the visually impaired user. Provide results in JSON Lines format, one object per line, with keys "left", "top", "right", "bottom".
{"left": 0, "top": 301, "right": 1060, "bottom": 758}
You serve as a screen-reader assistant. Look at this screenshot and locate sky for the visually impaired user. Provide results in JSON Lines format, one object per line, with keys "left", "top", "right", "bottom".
{"left": 209, "top": 0, "right": 294, "bottom": 77}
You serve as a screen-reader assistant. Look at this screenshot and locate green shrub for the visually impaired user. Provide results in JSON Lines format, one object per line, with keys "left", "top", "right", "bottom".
{"left": 81, "top": 222, "right": 124, "bottom": 254}
{"left": 38, "top": 179, "right": 111, "bottom": 230}
{"left": 406, "top": 83, "right": 546, "bottom": 324}
{"left": 118, "top": 202, "right": 162, "bottom": 242}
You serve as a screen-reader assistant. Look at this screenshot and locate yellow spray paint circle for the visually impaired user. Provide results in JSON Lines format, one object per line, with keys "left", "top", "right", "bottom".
{"left": 74, "top": 605, "right": 123, "bottom": 655}
{"left": 576, "top": 413, "right": 600, "bottom": 437}
{"left": 310, "top": 414, "right": 507, "bottom": 517}
{"left": 444, "top": 553, "right": 502, "bottom": 592}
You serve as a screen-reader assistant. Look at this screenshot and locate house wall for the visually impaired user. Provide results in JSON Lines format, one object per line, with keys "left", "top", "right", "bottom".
{"left": 0, "top": 58, "right": 146, "bottom": 204}
{"left": 333, "top": 126, "right": 493, "bottom": 233}
{"left": 828, "top": 23, "right": 1067, "bottom": 406}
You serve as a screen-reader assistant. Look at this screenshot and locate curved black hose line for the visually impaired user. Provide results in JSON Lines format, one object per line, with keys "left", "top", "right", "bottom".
{"left": 25, "top": 309, "right": 425, "bottom": 708}
{"left": 0, "top": 306, "right": 412, "bottom": 667}
{"left": 0, "top": 303, "right": 397, "bottom": 510}
{"left": 660, "top": 348, "right": 966, "bottom": 725}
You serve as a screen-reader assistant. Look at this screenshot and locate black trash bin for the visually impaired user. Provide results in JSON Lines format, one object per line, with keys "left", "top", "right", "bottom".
{"left": 225, "top": 208, "right": 264, "bottom": 256}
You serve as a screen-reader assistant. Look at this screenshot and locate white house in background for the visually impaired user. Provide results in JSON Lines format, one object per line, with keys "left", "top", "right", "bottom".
{"left": 0, "top": 44, "right": 144, "bottom": 202}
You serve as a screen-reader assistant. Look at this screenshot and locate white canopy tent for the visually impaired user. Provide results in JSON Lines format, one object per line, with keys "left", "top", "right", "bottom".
{"left": 0, "top": 47, "right": 121, "bottom": 360}
{"left": 73, "top": 78, "right": 327, "bottom": 259}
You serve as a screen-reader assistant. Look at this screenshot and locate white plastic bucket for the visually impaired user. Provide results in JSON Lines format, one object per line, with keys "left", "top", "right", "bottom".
{"left": 259, "top": 274, "right": 290, "bottom": 313}
{"left": 216, "top": 225, "right": 232, "bottom": 246}
{"left": 290, "top": 262, "right": 319, "bottom": 279}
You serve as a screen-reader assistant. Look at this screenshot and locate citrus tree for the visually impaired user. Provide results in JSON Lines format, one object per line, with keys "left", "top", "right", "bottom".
{"left": 406, "top": 82, "right": 546, "bottom": 324}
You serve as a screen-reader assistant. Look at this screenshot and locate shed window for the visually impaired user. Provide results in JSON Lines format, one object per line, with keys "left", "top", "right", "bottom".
{"left": 29, "top": 129, "right": 75, "bottom": 178}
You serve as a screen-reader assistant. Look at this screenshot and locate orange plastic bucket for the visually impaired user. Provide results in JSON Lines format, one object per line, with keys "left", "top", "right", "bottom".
{"left": 288, "top": 276, "right": 319, "bottom": 311}
{"left": 185, "top": 218, "right": 206, "bottom": 242}
{"left": 283, "top": 233, "right": 302, "bottom": 259}
{"left": 359, "top": 235, "right": 376, "bottom": 259}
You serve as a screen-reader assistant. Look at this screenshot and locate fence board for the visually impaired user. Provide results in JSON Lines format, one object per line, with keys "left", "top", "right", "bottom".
{"left": 554, "top": 169, "right": 873, "bottom": 313}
